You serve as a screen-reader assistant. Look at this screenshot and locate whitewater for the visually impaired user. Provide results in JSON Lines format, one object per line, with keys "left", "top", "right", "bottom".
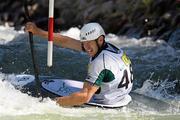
{"left": 0, "top": 25, "right": 180, "bottom": 120}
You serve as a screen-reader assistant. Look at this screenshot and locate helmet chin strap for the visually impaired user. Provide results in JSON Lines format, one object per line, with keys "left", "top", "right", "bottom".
{"left": 95, "top": 39, "right": 101, "bottom": 51}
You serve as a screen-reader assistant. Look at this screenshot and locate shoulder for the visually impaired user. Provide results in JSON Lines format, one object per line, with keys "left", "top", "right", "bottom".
{"left": 89, "top": 53, "right": 105, "bottom": 71}
{"left": 101, "top": 45, "right": 124, "bottom": 62}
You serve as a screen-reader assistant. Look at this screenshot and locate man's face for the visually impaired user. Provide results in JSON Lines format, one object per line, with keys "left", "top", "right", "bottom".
{"left": 82, "top": 40, "right": 99, "bottom": 57}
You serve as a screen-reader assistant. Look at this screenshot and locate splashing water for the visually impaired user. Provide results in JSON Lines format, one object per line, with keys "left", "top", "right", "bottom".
{"left": 0, "top": 26, "right": 180, "bottom": 120}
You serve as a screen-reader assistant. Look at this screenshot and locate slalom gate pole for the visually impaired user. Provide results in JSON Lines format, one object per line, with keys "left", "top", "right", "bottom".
{"left": 47, "top": 0, "right": 54, "bottom": 67}
{"left": 23, "top": 0, "right": 42, "bottom": 99}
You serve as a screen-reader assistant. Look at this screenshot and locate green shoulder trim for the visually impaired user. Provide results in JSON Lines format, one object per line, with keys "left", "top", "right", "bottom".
{"left": 94, "top": 69, "right": 115, "bottom": 86}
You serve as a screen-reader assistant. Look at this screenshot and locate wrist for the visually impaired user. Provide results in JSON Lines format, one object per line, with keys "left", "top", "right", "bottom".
{"left": 34, "top": 28, "right": 42, "bottom": 35}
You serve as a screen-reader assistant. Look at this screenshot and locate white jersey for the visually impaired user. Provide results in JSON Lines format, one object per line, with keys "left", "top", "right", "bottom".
{"left": 85, "top": 43, "right": 133, "bottom": 104}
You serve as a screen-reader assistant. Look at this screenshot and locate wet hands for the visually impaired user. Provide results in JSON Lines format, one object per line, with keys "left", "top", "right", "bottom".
{"left": 25, "top": 22, "right": 39, "bottom": 34}
{"left": 54, "top": 97, "right": 61, "bottom": 105}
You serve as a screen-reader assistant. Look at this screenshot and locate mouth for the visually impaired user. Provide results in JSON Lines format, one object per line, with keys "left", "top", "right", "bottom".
{"left": 86, "top": 50, "right": 92, "bottom": 53}
{"left": 86, "top": 49, "right": 93, "bottom": 55}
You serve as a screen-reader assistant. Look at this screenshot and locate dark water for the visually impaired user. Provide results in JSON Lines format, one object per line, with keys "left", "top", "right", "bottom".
{"left": 0, "top": 35, "right": 88, "bottom": 80}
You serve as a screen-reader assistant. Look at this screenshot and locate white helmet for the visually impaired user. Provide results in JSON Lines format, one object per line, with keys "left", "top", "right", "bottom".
{"left": 80, "top": 23, "right": 105, "bottom": 42}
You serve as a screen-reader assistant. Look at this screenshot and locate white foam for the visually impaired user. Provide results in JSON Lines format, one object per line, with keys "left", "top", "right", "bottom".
{"left": 0, "top": 26, "right": 24, "bottom": 45}
{"left": 0, "top": 73, "right": 61, "bottom": 116}
{"left": 60, "top": 27, "right": 80, "bottom": 40}
{"left": 134, "top": 78, "right": 180, "bottom": 101}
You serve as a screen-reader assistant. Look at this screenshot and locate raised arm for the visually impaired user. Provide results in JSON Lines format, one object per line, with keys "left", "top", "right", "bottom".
{"left": 25, "top": 22, "right": 82, "bottom": 51}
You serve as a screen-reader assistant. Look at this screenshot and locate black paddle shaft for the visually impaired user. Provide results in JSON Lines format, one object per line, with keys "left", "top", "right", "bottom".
{"left": 23, "top": 0, "right": 42, "bottom": 98}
